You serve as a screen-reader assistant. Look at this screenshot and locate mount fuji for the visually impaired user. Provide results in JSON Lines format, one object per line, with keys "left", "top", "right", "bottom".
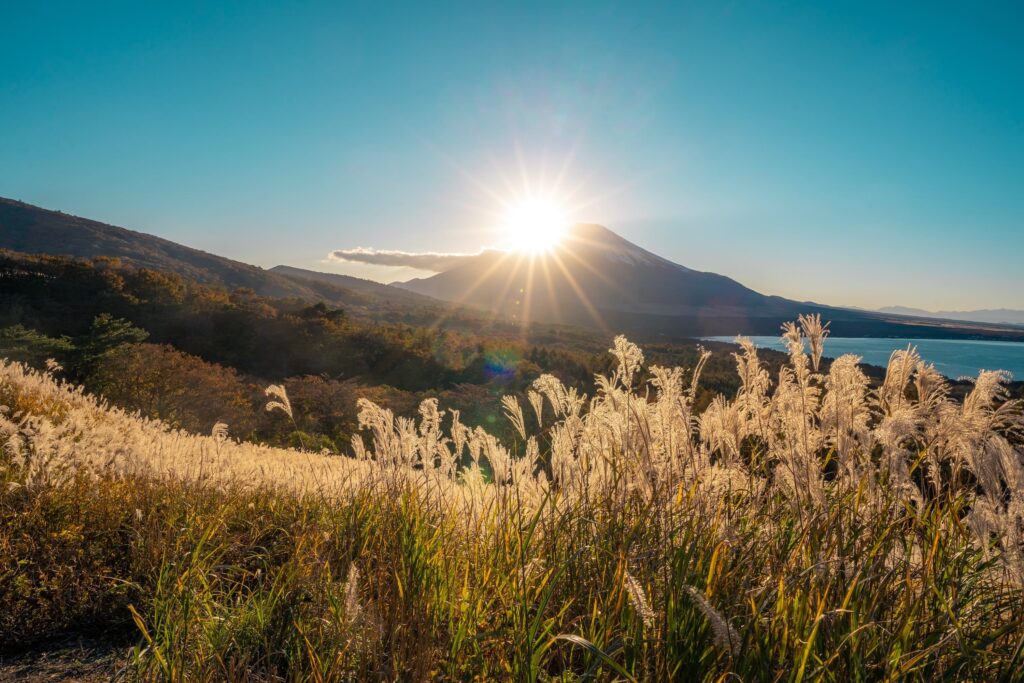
{"left": 393, "top": 224, "right": 1024, "bottom": 339}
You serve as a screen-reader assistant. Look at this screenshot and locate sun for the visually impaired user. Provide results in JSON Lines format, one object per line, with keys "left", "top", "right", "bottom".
{"left": 502, "top": 196, "right": 568, "bottom": 253}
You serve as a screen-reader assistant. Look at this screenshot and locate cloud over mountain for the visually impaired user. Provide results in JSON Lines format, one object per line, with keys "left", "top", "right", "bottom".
{"left": 328, "top": 247, "right": 490, "bottom": 272}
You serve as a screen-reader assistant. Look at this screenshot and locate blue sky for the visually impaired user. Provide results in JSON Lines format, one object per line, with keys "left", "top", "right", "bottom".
{"left": 1, "top": 1, "right": 1021, "bottom": 310}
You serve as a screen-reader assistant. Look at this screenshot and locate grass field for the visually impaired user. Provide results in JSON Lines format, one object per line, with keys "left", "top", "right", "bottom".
{"left": 3, "top": 316, "right": 1024, "bottom": 681}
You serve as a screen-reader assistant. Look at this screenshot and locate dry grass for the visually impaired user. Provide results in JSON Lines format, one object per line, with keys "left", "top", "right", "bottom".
{"left": 2, "top": 316, "right": 1024, "bottom": 681}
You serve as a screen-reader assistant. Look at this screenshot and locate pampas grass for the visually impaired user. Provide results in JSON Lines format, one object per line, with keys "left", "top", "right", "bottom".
{"left": 3, "top": 318, "right": 1024, "bottom": 680}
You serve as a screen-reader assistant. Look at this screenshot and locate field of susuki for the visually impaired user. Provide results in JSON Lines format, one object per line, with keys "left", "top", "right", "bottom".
{"left": 3, "top": 315, "right": 1023, "bottom": 681}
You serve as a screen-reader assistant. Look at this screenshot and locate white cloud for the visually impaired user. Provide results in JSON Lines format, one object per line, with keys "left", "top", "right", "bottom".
{"left": 327, "top": 247, "right": 491, "bottom": 272}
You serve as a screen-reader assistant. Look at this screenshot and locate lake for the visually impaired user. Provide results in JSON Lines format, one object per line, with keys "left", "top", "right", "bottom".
{"left": 702, "top": 336, "right": 1024, "bottom": 381}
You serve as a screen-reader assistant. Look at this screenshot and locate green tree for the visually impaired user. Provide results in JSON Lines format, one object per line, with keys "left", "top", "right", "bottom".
{"left": 0, "top": 325, "right": 74, "bottom": 368}
{"left": 75, "top": 314, "right": 149, "bottom": 375}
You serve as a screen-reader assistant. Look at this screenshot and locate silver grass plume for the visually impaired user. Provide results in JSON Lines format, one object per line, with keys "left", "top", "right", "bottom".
{"left": 449, "top": 409, "right": 469, "bottom": 460}
{"left": 344, "top": 562, "right": 361, "bottom": 623}
{"left": 211, "top": 422, "right": 229, "bottom": 441}
{"left": 689, "top": 346, "right": 712, "bottom": 401}
{"left": 501, "top": 395, "right": 527, "bottom": 440}
{"left": 798, "top": 313, "right": 830, "bottom": 372}
{"left": 820, "top": 354, "right": 871, "bottom": 461}
{"left": 561, "top": 386, "right": 586, "bottom": 419}
{"left": 418, "top": 398, "right": 443, "bottom": 437}
{"left": 963, "top": 370, "right": 1013, "bottom": 420}
{"left": 877, "top": 346, "right": 920, "bottom": 416}
{"left": 350, "top": 434, "right": 367, "bottom": 460}
{"left": 396, "top": 416, "right": 418, "bottom": 466}
{"left": 611, "top": 335, "right": 645, "bottom": 387}
{"left": 527, "top": 390, "right": 545, "bottom": 428}
{"left": 700, "top": 396, "right": 744, "bottom": 466}
{"left": 684, "top": 586, "right": 739, "bottom": 657}
{"left": 264, "top": 384, "right": 293, "bottom": 419}
{"left": 649, "top": 365, "right": 684, "bottom": 402}
{"left": 914, "top": 360, "right": 950, "bottom": 411}
{"left": 733, "top": 338, "right": 770, "bottom": 405}
{"left": 357, "top": 398, "right": 400, "bottom": 465}
{"left": 417, "top": 398, "right": 444, "bottom": 465}
{"left": 624, "top": 569, "right": 655, "bottom": 631}
{"left": 525, "top": 436, "right": 540, "bottom": 467}
{"left": 781, "top": 321, "right": 805, "bottom": 363}
{"left": 533, "top": 374, "right": 568, "bottom": 417}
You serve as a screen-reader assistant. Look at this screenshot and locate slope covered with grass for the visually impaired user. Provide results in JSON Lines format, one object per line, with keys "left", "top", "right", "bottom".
{"left": 3, "top": 317, "right": 1024, "bottom": 680}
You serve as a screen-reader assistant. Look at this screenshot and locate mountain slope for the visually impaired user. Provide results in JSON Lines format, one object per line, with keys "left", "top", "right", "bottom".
{"left": 0, "top": 197, "right": 320, "bottom": 298}
{"left": 396, "top": 223, "right": 1024, "bottom": 339}
{"left": 269, "top": 264, "right": 437, "bottom": 307}
{"left": 399, "top": 224, "right": 794, "bottom": 318}
{"left": 0, "top": 197, "right": 438, "bottom": 313}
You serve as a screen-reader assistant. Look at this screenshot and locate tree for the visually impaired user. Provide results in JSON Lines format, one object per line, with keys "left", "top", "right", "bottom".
{"left": 89, "top": 343, "right": 259, "bottom": 435}
{"left": 0, "top": 325, "right": 74, "bottom": 368}
{"left": 75, "top": 313, "right": 149, "bottom": 375}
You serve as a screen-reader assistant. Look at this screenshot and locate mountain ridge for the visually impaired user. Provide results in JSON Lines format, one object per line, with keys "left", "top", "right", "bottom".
{"left": 395, "top": 223, "right": 789, "bottom": 318}
{"left": 269, "top": 264, "right": 439, "bottom": 307}
{"left": 394, "top": 223, "right": 1024, "bottom": 340}
{"left": 0, "top": 196, "right": 437, "bottom": 313}
{"left": 877, "top": 305, "right": 1024, "bottom": 327}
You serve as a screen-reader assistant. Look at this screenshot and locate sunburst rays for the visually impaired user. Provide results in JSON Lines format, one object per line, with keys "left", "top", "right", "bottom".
{"left": 379, "top": 149, "right": 644, "bottom": 337}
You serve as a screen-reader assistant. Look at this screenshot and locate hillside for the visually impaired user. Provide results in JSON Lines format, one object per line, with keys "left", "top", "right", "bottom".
{"left": 270, "top": 264, "right": 438, "bottom": 308}
{"left": 0, "top": 248, "right": 639, "bottom": 448}
{"left": 0, "top": 197, "right": 435, "bottom": 314}
{"left": 4, "top": 322, "right": 1024, "bottom": 679}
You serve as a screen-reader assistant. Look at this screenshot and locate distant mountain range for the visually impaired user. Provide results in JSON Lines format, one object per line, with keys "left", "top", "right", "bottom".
{"left": 876, "top": 306, "right": 1024, "bottom": 327}
{"left": 3, "top": 197, "right": 1023, "bottom": 341}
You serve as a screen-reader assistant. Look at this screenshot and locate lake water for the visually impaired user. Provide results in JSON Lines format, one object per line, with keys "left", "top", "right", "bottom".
{"left": 702, "top": 336, "right": 1024, "bottom": 381}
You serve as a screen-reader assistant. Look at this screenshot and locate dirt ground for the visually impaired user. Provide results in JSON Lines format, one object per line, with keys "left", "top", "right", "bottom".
{"left": 0, "top": 636, "right": 128, "bottom": 682}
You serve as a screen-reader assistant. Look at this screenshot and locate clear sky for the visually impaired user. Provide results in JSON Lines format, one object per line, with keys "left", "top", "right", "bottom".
{"left": 2, "top": 1, "right": 1021, "bottom": 310}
